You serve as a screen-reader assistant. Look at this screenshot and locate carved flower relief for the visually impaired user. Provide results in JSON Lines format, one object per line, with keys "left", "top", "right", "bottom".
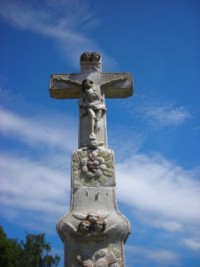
{"left": 72, "top": 149, "right": 114, "bottom": 184}
{"left": 81, "top": 152, "right": 107, "bottom": 179}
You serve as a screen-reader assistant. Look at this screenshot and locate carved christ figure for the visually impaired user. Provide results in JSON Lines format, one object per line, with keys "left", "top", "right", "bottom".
{"left": 79, "top": 79, "right": 106, "bottom": 139}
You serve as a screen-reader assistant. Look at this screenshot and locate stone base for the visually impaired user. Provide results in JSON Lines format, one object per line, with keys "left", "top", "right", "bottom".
{"left": 57, "top": 148, "right": 130, "bottom": 267}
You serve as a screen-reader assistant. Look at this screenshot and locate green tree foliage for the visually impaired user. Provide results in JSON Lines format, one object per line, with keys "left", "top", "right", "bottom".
{"left": 0, "top": 226, "right": 21, "bottom": 267}
{"left": 0, "top": 226, "right": 60, "bottom": 267}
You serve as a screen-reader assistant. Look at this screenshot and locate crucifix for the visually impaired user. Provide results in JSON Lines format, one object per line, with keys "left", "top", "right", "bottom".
{"left": 49, "top": 52, "right": 133, "bottom": 267}
{"left": 50, "top": 52, "right": 133, "bottom": 149}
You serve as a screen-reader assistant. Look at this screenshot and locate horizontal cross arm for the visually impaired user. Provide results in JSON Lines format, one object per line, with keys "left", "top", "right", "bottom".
{"left": 101, "top": 73, "right": 133, "bottom": 98}
{"left": 49, "top": 72, "right": 133, "bottom": 99}
{"left": 49, "top": 74, "right": 84, "bottom": 99}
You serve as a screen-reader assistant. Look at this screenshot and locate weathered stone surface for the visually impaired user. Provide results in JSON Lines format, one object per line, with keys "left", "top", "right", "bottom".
{"left": 57, "top": 207, "right": 130, "bottom": 267}
{"left": 49, "top": 52, "right": 133, "bottom": 267}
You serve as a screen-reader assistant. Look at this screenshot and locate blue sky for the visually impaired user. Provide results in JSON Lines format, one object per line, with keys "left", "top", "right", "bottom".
{"left": 0, "top": 0, "right": 200, "bottom": 266}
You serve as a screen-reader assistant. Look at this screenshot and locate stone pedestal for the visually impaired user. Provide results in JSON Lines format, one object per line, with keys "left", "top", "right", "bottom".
{"left": 57, "top": 148, "right": 130, "bottom": 267}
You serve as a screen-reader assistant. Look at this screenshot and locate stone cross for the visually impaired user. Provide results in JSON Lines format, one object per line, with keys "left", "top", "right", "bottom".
{"left": 49, "top": 52, "right": 133, "bottom": 267}
{"left": 50, "top": 52, "right": 133, "bottom": 149}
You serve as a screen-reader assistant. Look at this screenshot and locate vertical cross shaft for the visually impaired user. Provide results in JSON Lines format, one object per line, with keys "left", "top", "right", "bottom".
{"left": 49, "top": 52, "right": 133, "bottom": 267}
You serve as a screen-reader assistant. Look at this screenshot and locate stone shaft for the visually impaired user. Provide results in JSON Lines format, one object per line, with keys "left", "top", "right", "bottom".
{"left": 49, "top": 52, "right": 133, "bottom": 267}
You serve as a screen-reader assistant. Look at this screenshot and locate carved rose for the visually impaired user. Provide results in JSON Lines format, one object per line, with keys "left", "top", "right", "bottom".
{"left": 81, "top": 152, "right": 107, "bottom": 179}
{"left": 72, "top": 149, "right": 114, "bottom": 185}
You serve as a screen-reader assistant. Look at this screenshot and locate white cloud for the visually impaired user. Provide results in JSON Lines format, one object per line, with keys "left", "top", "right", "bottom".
{"left": 147, "top": 249, "right": 179, "bottom": 264}
{"left": 139, "top": 101, "right": 191, "bottom": 127}
{"left": 121, "top": 97, "right": 191, "bottom": 128}
{"left": 0, "top": 153, "right": 70, "bottom": 212}
{"left": 0, "top": 0, "right": 98, "bottom": 34}
{"left": 126, "top": 245, "right": 180, "bottom": 266}
{"left": 0, "top": 107, "right": 77, "bottom": 152}
{"left": 116, "top": 153, "right": 200, "bottom": 230}
{"left": 0, "top": 105, "right": 76, "bottom": 230}
{"left": 0, "top": 0, "right": 116, "bottom": 68}
{"left": 183, "top": 239, "right": 200, "bottom": 252}
{"left": 0, "top": 152, "right": 70, "bottom": 231}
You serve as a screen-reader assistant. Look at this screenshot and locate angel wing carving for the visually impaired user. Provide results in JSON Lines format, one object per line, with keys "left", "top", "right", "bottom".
{"left": 100, "top": 211, "right": 109, "bottom": 219}
{"left": 65, "top": 222, "right": 77, "bottom": 233}
{"left": 104, "top": 224, "right": 117, "bottom": 234}
{"left": 72, "top": 212, "right": 87, "bottom": 220}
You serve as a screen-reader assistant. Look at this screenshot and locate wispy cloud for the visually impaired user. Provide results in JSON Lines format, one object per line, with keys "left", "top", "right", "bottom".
{"left": 0, "top": 0, "right": 116, "bottom": 68}
{"left": 0, "top": 107, "right": 77, "bottom": 152}
{"left": 182, "top": 239, "right": 200, "bottom": 252}
{"left": 0, "top": 153, "right": 69, "bottom": 211}
{"left": 116, "top": 153, "right": 200, "bottom": 230}
{"left": 121, "top": 97, "right": 191, "bottom": 129}
{"left": 0, "top": 152, "right": 70, "bottom": 231}
{"left": 126, "top": 245, "right": 180, "bottom": 266}
{"left": 0, "top": 0, "right": 99, "bottom": 36}
{"left": 139, "top": 102, "right": 191, "bottom": 127}
{"left": 0, "top": 104, "right": 76, "bottom": 230}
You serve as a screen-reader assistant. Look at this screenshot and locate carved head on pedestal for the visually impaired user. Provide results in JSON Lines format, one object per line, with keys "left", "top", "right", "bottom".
{"left": 78, "top": 220, "right": 91, "bottom": 234}
{"left": 94, "top": 219, "right": 106, "bottom": 233}
{"left": 86, "top": 212, "right": 99, "bottom": 224}
{"left": 73, "top": 211, "right": 109, "bottom": 236}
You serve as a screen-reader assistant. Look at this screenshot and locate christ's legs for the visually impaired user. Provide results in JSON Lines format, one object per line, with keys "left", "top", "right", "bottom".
{"left": 87, "top": 108, "right": 96, "bottom": 137}
{"left": 94, "top": 110, "right": 102, "bottom": 133}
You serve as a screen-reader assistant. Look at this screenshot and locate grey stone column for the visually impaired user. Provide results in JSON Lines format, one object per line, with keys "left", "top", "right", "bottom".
{"left": 49, "top": 52, "right": 133, "bottom": 267}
